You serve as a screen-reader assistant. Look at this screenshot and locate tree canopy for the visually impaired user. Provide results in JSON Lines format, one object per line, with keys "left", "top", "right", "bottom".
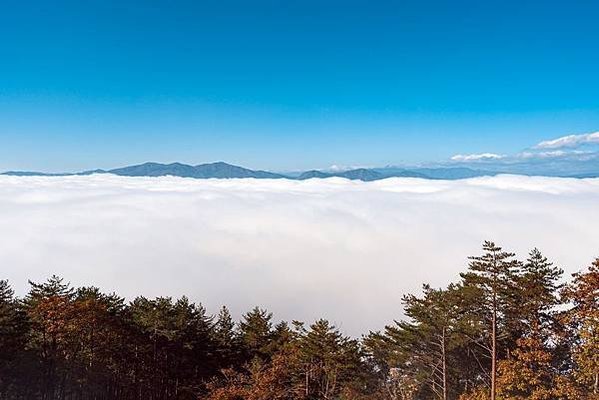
{"left": 1, "top": 242, "right": 598, "bottom": 399}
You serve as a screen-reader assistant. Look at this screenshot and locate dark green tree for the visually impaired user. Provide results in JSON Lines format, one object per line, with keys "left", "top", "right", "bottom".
{"left": 213, "top": 305, "right": 240, "bottom": 368}
{"left": 238, "top": 307, "right": 274, "bottom": 361}
{"left": 129, "top": 295, "right": 216, "bottom": 399}
{"left": 365, "top": 284, "right": 467, "bottom": 400}
{"left": 296, "top": 319, "right": 366, "bottom": 399}
{"left": 0, "top": 280, "right": 29, "bottom": 398}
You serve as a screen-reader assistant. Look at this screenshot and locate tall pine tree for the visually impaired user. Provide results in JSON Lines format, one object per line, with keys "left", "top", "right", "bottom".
{"left": 238, "top": 307, "right": 274, "bottom": 361}
{"left": 460, "top": 241, "right": 521, "bottom": 400}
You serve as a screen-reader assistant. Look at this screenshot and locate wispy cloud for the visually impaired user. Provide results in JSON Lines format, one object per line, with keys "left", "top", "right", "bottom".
{"left": 450, "top": 153, "right": 505, "bottom": 162}
{"left": 514, "top": 149, "right": 598, "bottom": 160}
{"left": 535, "top": 131, "right": 599, "bottom": 149}
{"left": 1, "top": 174, "right": 598, "bottom": 335}
{"left": 446, "top": 130, "right": 599, "bottom": 175}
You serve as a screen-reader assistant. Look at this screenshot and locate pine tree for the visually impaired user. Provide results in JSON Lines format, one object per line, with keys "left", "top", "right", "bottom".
{"left": 403, "top": 284, "right": 466, "bottom": 400}
{"left": 296, "top": 319, "right": 364, "bottom": 399}
{"left": 268, "top": 321, "right": 295, "bottom": 355}
{"left": 214, "top": 306, "right": 235, "bottom": 347}
{"left": 238, "top": 307, "right": 274, "bottom": 361}
{"left": 365, "top": 284, "right": 466, "bottom": 400}
{"left": 214, "top": 305, "right": 239, "bottom": 368}
{"left": 516, "top": 248, "right": 563, "bottom": 337}
{"left": 70, "top": 287, "right": 130, "bottom": 398}
{"left": 129, "top": 295, "right": 216, "bottom": 398}
{"left": 25, "top": 275, "right": 74, "bottom": 304}
{"left": 460, "top": 241, "right": 521, "bottom": 400}
{"left": 0, "top": 280, "right": 20, "bottom": 360}
{"left": 23, "top": 276, "right": 78, "bottom": 399}
{"left": 0, "top": 280, "right": 28, "bottom": 398}
{"left": 496, "top": 249, "right": 564, "bottom": 399}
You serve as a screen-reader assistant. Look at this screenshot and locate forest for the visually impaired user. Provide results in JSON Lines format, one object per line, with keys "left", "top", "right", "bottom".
{"left": 0, "top": 241, "right": 598, "bottom": 400}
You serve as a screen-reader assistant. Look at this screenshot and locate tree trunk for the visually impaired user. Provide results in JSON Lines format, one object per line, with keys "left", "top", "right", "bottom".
{"left": 305, "top": 364, "right": 310, "bottom": 397}
{"left": 491, "top": 291, "right": 497, "bottom": 400}
{"left": 442, "top": 327, "right": 447, "bottom": 400}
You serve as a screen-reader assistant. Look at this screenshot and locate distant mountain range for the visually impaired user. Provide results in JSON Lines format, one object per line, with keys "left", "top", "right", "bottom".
{"left": 108, "top": 162, "right": 284, "bottom": 179}
{"left": 2, "top": 161, "right": 598, "bottom": 181}
{"left": 2, "top": 162, "right": 283, "bottom": 179}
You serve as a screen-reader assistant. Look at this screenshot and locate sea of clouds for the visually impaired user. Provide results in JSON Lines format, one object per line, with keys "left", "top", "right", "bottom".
{"left": 1, "top": 174, "right": 599, "bottom": 335}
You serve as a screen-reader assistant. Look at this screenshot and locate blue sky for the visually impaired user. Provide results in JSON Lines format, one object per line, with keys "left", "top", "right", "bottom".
{"left": 1, "top": 0, "right": 599, "bottom": 172}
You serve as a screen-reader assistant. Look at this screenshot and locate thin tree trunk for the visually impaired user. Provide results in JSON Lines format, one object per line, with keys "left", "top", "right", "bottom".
{"left": 442, "top": 327, "right": 447, "bottom": 400}
{"left": 305, "top": 364, "right": 310, "bottom": 397}
{"left": 491, "top": 291, "right": 497, "bottom": 400}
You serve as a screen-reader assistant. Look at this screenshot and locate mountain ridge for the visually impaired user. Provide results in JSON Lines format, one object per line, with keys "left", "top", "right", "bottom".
{"left": 1, "top": 161, "right": 586, "bottom": 181}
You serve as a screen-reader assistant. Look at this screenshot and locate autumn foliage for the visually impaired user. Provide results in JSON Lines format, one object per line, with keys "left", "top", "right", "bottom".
{"left": 1, "top": 242, "right": 598, "bottom": 399}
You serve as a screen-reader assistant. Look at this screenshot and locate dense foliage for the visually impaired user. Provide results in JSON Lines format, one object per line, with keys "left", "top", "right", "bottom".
{"left": 1, "top": 241, "right": 598, "bottom": 399}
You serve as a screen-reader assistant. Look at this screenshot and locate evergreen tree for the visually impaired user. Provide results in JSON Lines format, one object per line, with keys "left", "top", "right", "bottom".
{"left": 23, "top": 276, "right": 78, "bottom": 399}
{"left": 214, "top": 306, "right": 235, "bottom": 347}
{"left": 238, "top": 307, "right": 274, "bottom": 361}
{"left": 365, "top": 284, "right": 467, "bottom": 400}
{"left": 516, "top": 248, "right": 563, "bottom": 336}
{"left": 496, "top": 249, "right": 564, "bottom": 399}
{"left": 460, "top": 241, "right": 521, "bottom": 400}
{"left": 268, "top": 320, "right": 295, "bottom": 354}
{"left": 297, "top": 319, "right": 365, "bottom": 399}
{"left": 25, "top": 275, "right": 74, "bottom": 304}
{"left": 0, "top": 280, "right": 28, "bottom": 398}
{"left": 213, "top": 305, "right": 239, "bottom": 367}
{"left": 129, "top": 295, "right": 216, "bottom": 398}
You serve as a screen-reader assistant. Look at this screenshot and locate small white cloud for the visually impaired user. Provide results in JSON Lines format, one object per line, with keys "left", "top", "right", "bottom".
{"left": 450, "top": 153, "right": 505, "bottom": 162}
{"left": 518, "top": 150, "right": 567, "bottom": 159}
{"left": 535, "top": 131, "right": 599, "bottom": 149}
{"left": 328, "top": 164, "right": 345, "bottom": 172}
{"left": 517, "top": 150, "right": 595, "bottom": 160}
{"left": 326, "top": 164, "right": 369, "bottom": 172}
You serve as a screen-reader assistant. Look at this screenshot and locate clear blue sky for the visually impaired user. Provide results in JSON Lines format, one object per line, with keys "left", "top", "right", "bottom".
{"left": 1, "top": 0, "right": 599, "bottom": 172}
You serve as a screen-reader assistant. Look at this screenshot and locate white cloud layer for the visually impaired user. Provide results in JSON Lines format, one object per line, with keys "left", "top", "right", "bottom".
{"left": 1, "top": 174, "right": 599, "bottom": 335}
{"left": 450, "top": 153, "right": 505, "bottom": 161}
{"left": 535, "top": 131, "right": 599, "bottom": 149}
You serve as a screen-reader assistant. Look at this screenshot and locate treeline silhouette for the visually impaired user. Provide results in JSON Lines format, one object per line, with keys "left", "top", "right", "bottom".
{"left": 1, "top": 241, "right": 598, "bottom": 400}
